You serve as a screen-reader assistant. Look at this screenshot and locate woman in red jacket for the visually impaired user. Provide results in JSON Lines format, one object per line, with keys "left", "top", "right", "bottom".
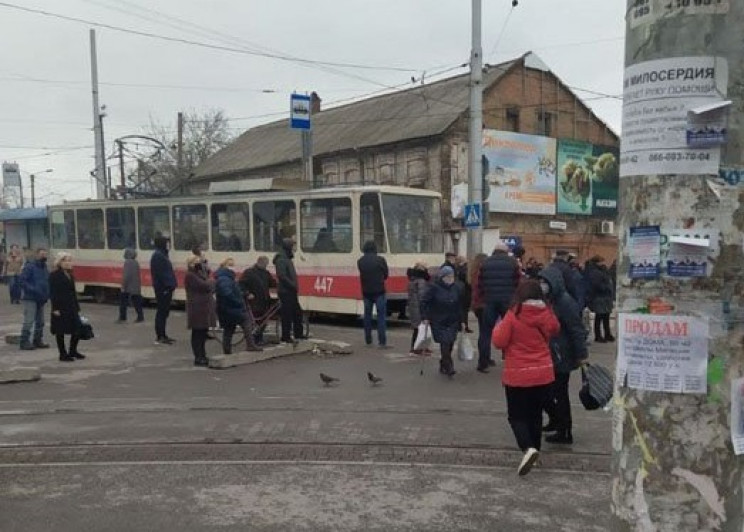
{"left": 492, "top": 279, "right": 560, "bottom": 476}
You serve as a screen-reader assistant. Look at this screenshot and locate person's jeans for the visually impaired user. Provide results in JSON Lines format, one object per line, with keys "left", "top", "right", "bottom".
{"left": 8, "top": 275, "right": 21, "bottom": 303}
{"left": 505, "top": 384, "right": 551, "bottom": 451}
{"left": 594, "top": 313, "right": 612, "bottom": 340}
{"left": 154, "top": 290, "right": 173, "bottom": 339}
{"left": 479, "top": 300, "right": 508, "bottom": 367}
{"left": 21, "top": 300, "right": 45, "bottom": 345}
{"left": 119, "top": 292, "right": 144, "bottom": 321}
{"left": 363, "top": 294, "right": 387, "bottom": 346}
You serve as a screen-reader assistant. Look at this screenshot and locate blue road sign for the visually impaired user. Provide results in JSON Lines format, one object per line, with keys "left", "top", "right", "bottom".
{"left": 464, "top": 203, "right": 481, "bottom": 229}
{"left": 290, "top": 93, "right": 312, "bottom": 130}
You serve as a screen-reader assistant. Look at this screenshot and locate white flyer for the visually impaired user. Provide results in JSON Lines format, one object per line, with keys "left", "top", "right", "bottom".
{"left": 731, "top": 378, "right": 744, "bottom": 455}
{"left": 629, "top": 0, "right": 729, "bottom": 29}
{"left": 620, "top": 56, "right": 728, "bottom": 177}
{"left": 617, "top": 314, "right": 709, "bottom": 394}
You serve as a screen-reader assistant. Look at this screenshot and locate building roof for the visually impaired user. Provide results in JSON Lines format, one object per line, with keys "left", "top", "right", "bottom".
{"left": 0, "top": 207, "right": 47, "bottom": 222}
{"left": 193, "top": 57, "right": 521, "bottom": 181}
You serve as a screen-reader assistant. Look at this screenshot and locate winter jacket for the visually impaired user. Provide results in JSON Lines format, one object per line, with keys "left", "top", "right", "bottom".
{"left": 470, "top": 264, "right": 484, "bottom": 311}
{"left": 49, "top": 269, "right": 80, "bottom": 335}
{"left": 150, "top": 246, "right": 176, "bottom": 295}
{"left": 239, "top": 265, "right": 276, "bottom": 316}
{"left": 20, "top": 259, "right": 49, "bottom": 303}
{"left": 539, "top": 266, "right": 588, "bottom": 374}
{"left": 4, "top": 252, "right": 23, "bottom": 276}
{"left": 185, "top": 270, "right": 217, "bottom": 330}
{"left": 585, "top": 261, "right": 614, "bottom": 315}
{"left": 273, "top": 242, "right": 298, "bottom": 294}
{"left": 421, "top": 276, "right": 462, "bottom": 346}
{"left": 121, "top": 249, "right": 141, "bottom": 295}
{"left": 479, "top": 251, "right": 520, "bottom": 305}
{"left": 214, "top": 267, "right": 247, "bottom": 327}
{"left": 570, "top": 267, "right": 587, "bottom": 311}
{"left": 492, "top": 300, "right": 559, "bottom": 387}
{"left": 406, "top": 268, "right": 430, "bottom": 327}
{"left": 357, "top": 242, "right": 389, "bottom": 298}
{"left": 550, "top": 258, "right": 579, "bottom": 302}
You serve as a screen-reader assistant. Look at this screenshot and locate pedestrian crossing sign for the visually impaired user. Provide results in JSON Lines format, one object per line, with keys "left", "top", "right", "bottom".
{"left": 464, "top": 203, "right": 481, "bottom": 229}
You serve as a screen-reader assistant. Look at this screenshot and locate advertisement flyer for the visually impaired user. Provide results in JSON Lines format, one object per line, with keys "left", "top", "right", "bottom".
{"left": 620, "top": 56, "right": 728, "bottom": 177}
{"left": 591, "top": 145, "right": 620, "bottom": 216}
{"left": 617, "top": 314, "right": 709, "bottom": 394}
{"left": 482, "top": 130, "right": 557, "bottom": 215}
{"left": 731, "top": 377, "right": 744, "bottom": 456}
{"left": 629, "top": 226, "right": 661, "bottom": 279}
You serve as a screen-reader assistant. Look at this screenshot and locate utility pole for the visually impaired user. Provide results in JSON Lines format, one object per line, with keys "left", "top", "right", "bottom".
{"left": 612, "top": 2, "right": 744, "bottom": 529}
{"left": 117, "top": 139, "right": 125, "bottom": 192}
{"left": 30, "top": 174, "right": 35, "bottom": 208}
{"left": 176, "top": 111, "right": 184, "bottom": 182}
{"left": 89, "top": 29, "right": 107, "bottom": 200}
{"left": 466, "top": 0, "right": 483, "bottom": 258}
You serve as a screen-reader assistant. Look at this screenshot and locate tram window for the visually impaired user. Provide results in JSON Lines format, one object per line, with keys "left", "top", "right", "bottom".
{"left": 50, "top": 210, "right": 76, "bottom": 249}
{"left": 360, "top": 193, "right": 386, "bottom": 253}
{"left": 253, "top": 200, "right": 296, "bottom": 251}
{"left": 300, "top": 198, "right": 351, "bottom": 253}
{"left": 77, "top": 209, "right": 105, "bottom": 249}
{"left": 106, "top": 207, "right": 136, "bottom": 250}
{"left": 138, "top": 206, "right": 171, "bottom": 250}
{"left": 173, "top": 204, "right": 209, "bottom": 251}
{"left": 211, "top": 202, "right": 250, "bottom": 252}
{"left": 381, "top": 194, "right": 444, "bottom": 254}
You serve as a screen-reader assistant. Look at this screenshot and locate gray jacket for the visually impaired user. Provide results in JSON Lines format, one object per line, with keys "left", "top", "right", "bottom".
{"left": 121, "top": 248, "right": 141, "bottom": 295}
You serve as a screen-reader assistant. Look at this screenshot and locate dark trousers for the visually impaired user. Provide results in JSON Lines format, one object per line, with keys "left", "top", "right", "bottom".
{"left": 440, "top": 341, "right": 455, "bottom": 371}
{"left": 479, "top": 301, "right": 508, "bottom": 368}
{"left": 191, "top": 328, "right": 208, "bottom": 360}
{"left": 119, "top": 292, "right": 144, "bottom": 321}
{"left": 505, "top": 384, "right": 551, "bottom": 452}
{"left": 154, "top": 290, "right": 173, "bottom": 340}
{"left": 363, "top": 293, "right": 387, "bottom": 346}
{"left": 222, "top": 315, "right": 252, "bottom": 354}
{"left": 594, "top": 313, "right": 612, "bottom": 340}
{"left": 55, "top": 333, "right": 80, "bottom": 357}
{"left": 8, "top": 275, "right": 21, "bottom": 303}
{"left": 544, "top": 372, "right": 572, "bottom": 431}
{"left": 279, "top": 291, "right": 304, "bottom": 341}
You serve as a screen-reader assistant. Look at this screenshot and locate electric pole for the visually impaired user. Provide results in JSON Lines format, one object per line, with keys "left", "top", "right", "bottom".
{"left": 117, "top": 139, "right": 125, "bottom": 193}
{"left": 613, "top": 1, "right": 744, "bottom": 529}
{"left": 30, "top": 174, "right": 34, "bottom": 208}
{"left": 466, "top": 0, "right": 483, "bottom": 258}
{"left": 176, "top": 111, "right": 184, "bottom": 182}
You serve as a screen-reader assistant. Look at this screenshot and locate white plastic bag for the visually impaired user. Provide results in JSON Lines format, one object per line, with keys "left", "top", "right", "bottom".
{"left": 457, "top": 334, "right": 475, "bottom": 361}
{"left": 413, "top": 323, "right": 432, "bottom": 351}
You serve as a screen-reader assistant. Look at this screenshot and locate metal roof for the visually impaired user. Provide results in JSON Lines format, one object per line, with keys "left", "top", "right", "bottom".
{"left": 0, "top": 207, "right": 47, "bottom": 221}
{"left": 193, "top": 58, "right": 520, "bottom": 181}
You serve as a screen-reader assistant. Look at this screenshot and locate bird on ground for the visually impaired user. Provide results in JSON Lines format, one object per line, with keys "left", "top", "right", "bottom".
{"left": 367, "top": 371, "right": 383, "bottom": 386}
{"left": 320, "top": 373, "right": 339, "bottom": 386}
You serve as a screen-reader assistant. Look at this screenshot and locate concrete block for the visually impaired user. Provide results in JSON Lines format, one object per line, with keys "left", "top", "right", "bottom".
{"left": 0, "top": 367, "right": 41, "bottom": 384}
{"left": 208, "top": 339, "right": 354, "bottom": 369}
{"left": 4, "top": 334, "right": 21, "bottom": 345}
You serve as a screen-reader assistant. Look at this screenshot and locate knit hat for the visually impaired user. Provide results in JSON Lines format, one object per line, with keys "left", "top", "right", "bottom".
{"left": 439, "top": 265, "right": 455, "bottom": 278}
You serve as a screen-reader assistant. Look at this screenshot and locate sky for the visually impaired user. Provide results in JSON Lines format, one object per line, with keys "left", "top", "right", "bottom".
{"left": 0, "top": 0, "right": 626, "bottom": 206}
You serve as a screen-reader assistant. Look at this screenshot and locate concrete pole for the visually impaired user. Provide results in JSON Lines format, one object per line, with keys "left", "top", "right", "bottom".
{"left": 176, "top": 111, "right": 184, "bottom": 182}
{"left": 466, "top": 0, "right": 483, "bottom": 258}
{"left": 29, "top": 174, "right": 34, "bottom": 208}
{"left": 90, "top": 29, "right": 106, "bottom": 200}
{"left": 612, "top": 2, "right": 744, "bottom": 530}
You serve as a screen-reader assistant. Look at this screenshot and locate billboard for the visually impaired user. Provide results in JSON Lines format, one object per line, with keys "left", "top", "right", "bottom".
{"left": 482, "top": 130, "right": 556, "bottom": 215}
{"left": 556, "top": 141, "right": 619, "bottom": 216}
{"left": 2, "top": 162, "right": 20, "bottom": 187}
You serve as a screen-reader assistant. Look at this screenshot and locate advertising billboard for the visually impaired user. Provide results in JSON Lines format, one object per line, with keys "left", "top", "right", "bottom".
{"left": 556, "top": 141, "right": 619, "bottom": 216}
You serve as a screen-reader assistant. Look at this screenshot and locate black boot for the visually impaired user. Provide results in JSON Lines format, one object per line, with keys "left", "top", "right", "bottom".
{"left": 194, "top": 357, "right": 209, "bottom": 367}
{"left": 545, "top": 430, "right": 573, "bottom": 444}
{"left": 542, "top": 421, "right": 559, "bottom": 432}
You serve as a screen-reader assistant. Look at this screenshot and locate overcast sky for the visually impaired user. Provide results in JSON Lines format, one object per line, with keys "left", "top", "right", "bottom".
{"left": 0, "top": 0, "right": 625, "bottom": 206}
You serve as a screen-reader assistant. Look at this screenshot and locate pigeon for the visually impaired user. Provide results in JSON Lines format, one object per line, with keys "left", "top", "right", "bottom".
{"left": 320, "top": 373, "right": 339, "bottom": 386}
{"left": 367, "top": 371, "right": 383, "bottom": 386}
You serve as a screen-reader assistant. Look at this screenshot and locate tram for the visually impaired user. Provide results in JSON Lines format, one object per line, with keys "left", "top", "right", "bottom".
{"left": 47, "top": 184, "right": 444, "bottom": 316}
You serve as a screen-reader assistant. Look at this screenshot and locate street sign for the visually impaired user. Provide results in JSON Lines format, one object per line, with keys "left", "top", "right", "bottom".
{"left": 464, "top": 203, "right": 481, "bottom": 229}
{"left": 290, "top": 93, "right": 311, "bottom": 130}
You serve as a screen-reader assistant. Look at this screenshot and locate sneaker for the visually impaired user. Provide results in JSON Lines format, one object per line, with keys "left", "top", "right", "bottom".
{"left": 163, "top": 337, "right": 176, "bottom": 345}
{"left": 476, "top": 366, "right": 490, "bottom": 374}
{"left": 154, "top": 337, "right": 171, "bottom": 345}
{"left": 518, "top": 448, "right": 539, "bottom": 476}
{"left": 194, "top": 358, "right": 209, "bottom": 367}
{"left": 59, "top": 355, "right": 75, "bottom": 362}
{"left": 71, "top": 352, "right": 86, "bottom": 360}
{"left": 545, "top": 430, "right": 573, "bottom": 445}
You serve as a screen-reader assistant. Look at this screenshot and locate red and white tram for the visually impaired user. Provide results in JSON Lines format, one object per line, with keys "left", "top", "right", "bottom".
{"left": 48, "top": 185, "right": 444, "bottom": 315}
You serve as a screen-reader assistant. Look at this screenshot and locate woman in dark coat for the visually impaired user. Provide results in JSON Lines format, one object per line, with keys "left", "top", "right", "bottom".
{"left": 421, "top": 265, "right": 463, "bottom": 377}
{"left": 49, "top": 252, "right": 83, "bottom": 362}
{"left": 185, "top": 254, "right": 217, "bottom": 366}
{"left": 585, "top": 255, "right": 615, "bottom": 342}
{"left": 215, "top": 258, "right": 262, "bottom": 355}
{"left": 407, "top": 262, "right": 430, "bottom": 354}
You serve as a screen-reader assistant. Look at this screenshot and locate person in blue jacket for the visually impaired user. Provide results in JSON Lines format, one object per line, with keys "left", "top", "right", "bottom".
{"left": 150, "top": 236, "right": 177, "bottom": 345}
{"left": 215, "top": 257, "right": 262, "bottom": 355}
{"left": 421, "top": 265, "right": 463, "bottom": 377}
{"left": 19, "top": 248, "right": 50, "bottom": 350}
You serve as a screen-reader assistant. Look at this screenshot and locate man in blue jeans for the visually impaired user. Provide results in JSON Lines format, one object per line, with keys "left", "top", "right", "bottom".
{"left": 357, "top": 241, "right": 389, "bottom": 348}
{"left": 19, "top": 248, "right": 50, "bottom": 351}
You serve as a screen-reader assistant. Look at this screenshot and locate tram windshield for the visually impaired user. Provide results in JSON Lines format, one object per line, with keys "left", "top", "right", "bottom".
{"left": 381, "top": 194, "right": 443, "bottom": 254}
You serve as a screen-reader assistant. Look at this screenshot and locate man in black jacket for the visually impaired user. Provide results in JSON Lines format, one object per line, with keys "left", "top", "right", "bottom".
{"left": 357, "top": 240, "right": 389, "bottom": 348}
{"left": 239, "top": 256, "right": 276, "bottom": 345}
{"left": 273, "top": 238, "right": 305, "bottom": 343}
{"left": 150, "top": 236, "right": 177, "bottom": 345}
{"left": 551, "top": 250, "right": 579, "bottom": 303}
{"left": 478, "top": 241, "right": 520, "bottom": 373}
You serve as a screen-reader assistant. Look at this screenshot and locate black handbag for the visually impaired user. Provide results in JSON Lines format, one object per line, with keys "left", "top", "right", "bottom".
{"left": 579, "top": 363, "right": 613, "bottom": 410}
{"left": 78, "top": 316, "right": 95, "bottom": 341}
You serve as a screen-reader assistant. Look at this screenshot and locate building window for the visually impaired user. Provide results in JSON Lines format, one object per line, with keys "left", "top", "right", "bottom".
{"left": 537, "top": 109, "right": 555, "bottom": 136}
{"left": 211, "top": 202, "right": 250, "bottom": 252}
{"left": 300, "top": 197, "right": 352, "bottom": 253}
{"left": 106, "top": 207, "right": 136, "bottom": 250}
{"left": 506, "top": 107, "right": 520, "bottom": 132}
{"left": 253, "top": 200, "right": 296, "bottom": 252}
{"left": 172, "top": 204, "right": 209, "bottom": 251}
{"left": 77, "top": 209, "right": 105, "bottom": 249}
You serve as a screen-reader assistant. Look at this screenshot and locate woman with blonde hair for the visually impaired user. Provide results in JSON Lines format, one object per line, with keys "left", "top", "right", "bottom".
{"left": 185, "top": 253, "right": 216, "bottom": 366}
{"left": 49, "top": 252, "right": 84, "bottom": 362}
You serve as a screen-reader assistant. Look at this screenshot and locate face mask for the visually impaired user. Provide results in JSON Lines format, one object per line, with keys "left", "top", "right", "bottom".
{"left": 540, "top": 281, "right": 550, "bottom": 295}
{"left": 39, "top": 257, "right": 47, "bottom": 264}
{"left": 443, "top": 275, "right": 455, "bottom": 285}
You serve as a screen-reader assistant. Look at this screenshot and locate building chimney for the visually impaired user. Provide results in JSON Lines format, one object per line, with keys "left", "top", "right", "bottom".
{"left": 310, "top": 92, "right": 322, "bottom": 114}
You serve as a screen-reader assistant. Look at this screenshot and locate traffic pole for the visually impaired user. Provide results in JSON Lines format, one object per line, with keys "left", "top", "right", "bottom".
{"left": 612, "top": 1, "right": 744, "bottom": 529}
{"left": 466, "top": 0, "right": 483, "bottom": 258}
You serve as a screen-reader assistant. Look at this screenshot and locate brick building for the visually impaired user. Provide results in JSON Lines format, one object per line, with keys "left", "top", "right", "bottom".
{"left": 191, "top": 52, "right": 619, "bottom": 264}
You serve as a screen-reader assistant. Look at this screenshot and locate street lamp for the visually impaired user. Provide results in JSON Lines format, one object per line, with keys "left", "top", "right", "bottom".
{"left": 30, "top": 168, "right": 53, "bottom": 208}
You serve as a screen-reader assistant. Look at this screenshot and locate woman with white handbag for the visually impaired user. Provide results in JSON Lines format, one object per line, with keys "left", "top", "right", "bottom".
{"left": 407, "top": 262, "right": 430, "bottom": 355}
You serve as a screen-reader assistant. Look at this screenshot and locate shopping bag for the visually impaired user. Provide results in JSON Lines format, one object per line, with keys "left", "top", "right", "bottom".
{"left": 579, "top": 363, "right": 613, "bottom": 410}
{"left": 457, "top": 334, "right": 475, "bottom": 362}
{"left": 77, "top": 315, "right": 95, "bottom": 341}
{"left": 413, "top": 323, "right": 431, "bottom": 351}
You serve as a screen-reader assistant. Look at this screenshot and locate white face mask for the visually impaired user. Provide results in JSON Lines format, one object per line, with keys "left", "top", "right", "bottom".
{"left": 540, "top": 281, "right": 550, "bottom": 295}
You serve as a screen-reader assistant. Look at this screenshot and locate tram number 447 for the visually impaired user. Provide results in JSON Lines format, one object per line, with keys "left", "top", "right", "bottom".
{"left": 313, "top": 276, "right": 334, "bottom": 294}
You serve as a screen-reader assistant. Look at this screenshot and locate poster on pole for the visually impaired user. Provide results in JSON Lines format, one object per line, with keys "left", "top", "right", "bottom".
{"left": 617, "top": 313, "right": 709, "bottom": 394}
{"left": 620, "top": 56, "right": 728, "bottom": 177}
{"left": 482, "top": 130, "right": 556, "bottom": 215}
{"left": 628, "top": 226, "right": 661, "bottom": 279}
{"left": 731, "top": 377, "right": 744, "bottom": 455}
